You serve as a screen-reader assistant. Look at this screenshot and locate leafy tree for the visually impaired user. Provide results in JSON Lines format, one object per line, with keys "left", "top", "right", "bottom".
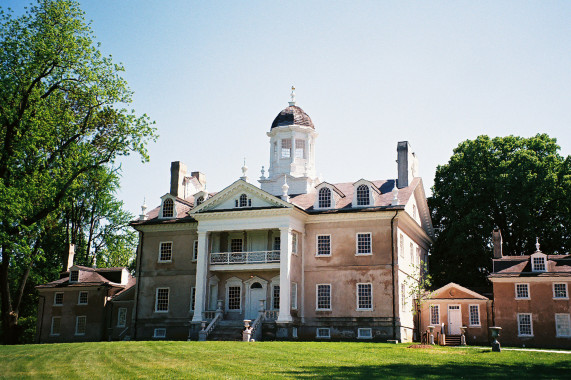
{"left": 0, "top": 0, "right": 156, "bottom": 343}
{"left": 429, "top": 134, "right": 571, "bottom": 288}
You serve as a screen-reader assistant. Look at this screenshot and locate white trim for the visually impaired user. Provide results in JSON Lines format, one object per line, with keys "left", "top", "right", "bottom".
{"left": 316, "top": 283, "right": 332, "bottom": 311}
{"left": 468, "top": 304, "right": 481, "bottom": 327}
{"left": 154, "top": 287, "right": 170, "bottom": 313}
{"left": 158, "top": 241, "right": 173, "bottom": 263}
{"left": 153, "top": 328, "right": 166, "bottom": 338}
{"left": 356, "top": 282, "right": 373, "bottom": 311}
{"left": 159, "top": 196, "right": 178, "bottom": 219}
{"left": 225, "top": 276, "right": 243, "bottom": 313}
{"left": 555, "top": 313, "right": 571, "bottom": 337}
{"left": 117, "top": 307, "right": 127, "bottom": 328}
{"left": 316, "top": 327, "right": 331, "bottom": 339}
{"left": 355, "top": 232, "right": 372, "bottom": 256}
{"left": 192, "top": 240, "right": 198, "bottom": 262}
{"left": 531, "top": 252, "right": 547, "bottom": 272}
{"left": 53, "top": 292, "right": 64, "bottom": 306}
{"left": 357, "top": 327, "right": 373, "bottom": 339}
{"left": 447, "top": 304, "right": 462, "bottom": 335}
{"left": 517, "top": 313, "right": 533, "bottom": 337}
{"left": 69, "top": 270, "right": 79, "bottom": 283}
{"left": 267, "top": 276, "right": 279, "bottom": 311}
{"left": 429, "top": 304, "right": 440, "bottom": 325}
{"left": 50, "top": 316, "right": 61, "bottom": 336}
{"left": 77, "top": 291, "right": 88, "bottom": 305}
{"left": 244, "top": 276, "right": 268, "bottom": 319}
{"left": 316, "top": 234, "right": 331, "bottom": 257}
{"left": 291, "top": 282, "right": 298, "bottom": 310}
{"left": 553, "top": 283, "right": 568, "bottom": 300}
{"left": 75, "top": 315, "right": 87, "bottom": 336}
{"left": 515, "top": 283, "right": 530, "bottom": 300}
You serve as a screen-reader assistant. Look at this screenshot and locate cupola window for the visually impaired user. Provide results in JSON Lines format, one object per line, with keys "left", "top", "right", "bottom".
{"left": 295, "top": 140, "right": 305, "bottom": 158}
{"left": 356, "top": 185, "right": 370, "bottom": 206}
{"left": 281, "top": 139, "right": 292, "bottom": 158}
{"left": 318, "top": 187, "right": 332, "bottom": 208}
{"left": 162, "top": 198, "right": 174, "bottom": 218}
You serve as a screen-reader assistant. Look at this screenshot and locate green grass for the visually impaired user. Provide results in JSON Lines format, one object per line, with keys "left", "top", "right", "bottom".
{"left": 1, "top": 341, "right": 570, "bottom": 379}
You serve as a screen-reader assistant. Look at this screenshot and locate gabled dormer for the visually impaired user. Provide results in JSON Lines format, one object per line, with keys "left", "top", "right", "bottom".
{"left": 159, "top": 194, "right": 177, "bottom": 219}
{"left": 314, "top": 182, "right": 345, "bottom": 210}
{"left": 531, "top": 251, "right": 547, "bottom": 272}
{"left": 69, "top": 266, "right": 80, "bottom": 283}
{"left": 193, "top": 190, "right": 209, "bottom": 207}
{"left": 351, "top": 179, "right": 380, "bottom": 207}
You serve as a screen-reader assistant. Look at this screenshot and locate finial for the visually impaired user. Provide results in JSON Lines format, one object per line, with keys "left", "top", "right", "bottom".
{"left": 535, "top": 237, "right": 540, "bottom": 252}
{"left": 281, "top": 175, "right": 290, "bottom": 202}
{"left": 288, "top": 85, "right": 296, "bottom": 106}
{"left": 260, "top": 166, "right": 266, "bottom": 180}
{"left": 139, "top": 198, "right": 148, "bottom": 221}
{"left": 241, "top": 158, "right": 248, "bottom": 181}
{"left": 391, "top": 179, "right": 399, "bottom": 206}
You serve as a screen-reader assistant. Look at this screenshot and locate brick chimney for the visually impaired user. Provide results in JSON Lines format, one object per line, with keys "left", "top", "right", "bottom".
{"left": 66, "top": 244, "right": 75, "bottom": 271}
{"left": 397, "top": 141, "right": 419, "bottom": 189}
{"left": 170, "top": 161, "right": 187, "bottom": 198}
{"left": 492, "top": 229, "right": 503, "bottom": 259}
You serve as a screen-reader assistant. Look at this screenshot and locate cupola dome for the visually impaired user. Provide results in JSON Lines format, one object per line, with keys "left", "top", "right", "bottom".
{"left": 270, "top": 105, "right": 314, "bottom": 130}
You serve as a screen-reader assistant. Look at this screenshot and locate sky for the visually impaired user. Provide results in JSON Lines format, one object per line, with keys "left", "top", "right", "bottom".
{"left": 5, "top": 0, "right": 571, "bottom": 216}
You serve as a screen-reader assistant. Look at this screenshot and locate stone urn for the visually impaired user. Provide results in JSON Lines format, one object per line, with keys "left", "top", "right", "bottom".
{"left": 489, "top": 326, "right": 502, "bottom": 352}
{"left": 460, "top": 326, "right": 467, "bottom": 346}
{"left": 427, "top": 325, "right": 435, "bottom": 345}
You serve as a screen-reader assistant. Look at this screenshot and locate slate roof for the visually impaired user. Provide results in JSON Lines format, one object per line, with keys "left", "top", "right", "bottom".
{"left": 490, "top": 254, "right": 571, "bottom": 278}
{"left": 36, "top": 266, "right": 135, "bottom": 290}
{"left": 271, "top": 105, "right": 314, "bottom": 130}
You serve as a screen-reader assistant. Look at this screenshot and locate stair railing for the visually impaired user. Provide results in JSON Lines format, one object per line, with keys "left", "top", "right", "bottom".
{"left": 249, "top": 300, "right": 266, "bottom": 341}
{"left": 199, "top": 300, "right": 224, "bottom": 341}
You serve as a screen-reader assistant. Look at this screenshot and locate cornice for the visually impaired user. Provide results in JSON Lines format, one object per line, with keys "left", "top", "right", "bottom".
{"left": 305, "top": 210, "right": 398, "bottom": 224}
{"left": 135, "top": 222, "right": 197, "bottom": 233}
{"left": 193, "top": 207, "right": 294, "bottom": 221}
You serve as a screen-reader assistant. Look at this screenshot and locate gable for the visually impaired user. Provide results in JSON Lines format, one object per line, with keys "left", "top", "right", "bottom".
{"left": 430, "top": 283, "right": 488, "bottom": 300}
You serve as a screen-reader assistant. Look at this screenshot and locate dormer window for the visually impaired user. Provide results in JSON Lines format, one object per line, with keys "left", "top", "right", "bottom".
{"left": 356, "top": 185, "right": 370, "bottom": 206}
{"left": 196, "top": 196, "right": 204, "bottom": 206}
{"left": 70, "top": 270, "right": 79, "bottom": 283}
{"left": 532, "top": 256, "right": 546, "bottom": 272}
{"left": 162, "top": 198, "right": 174, "bottom": 218}
{"left": 318, "top": 188, "right": 332, "bottom": 208}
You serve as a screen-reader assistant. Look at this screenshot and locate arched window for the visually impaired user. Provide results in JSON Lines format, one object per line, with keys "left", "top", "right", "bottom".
{"left": 162, "top": 198, "right": 174, "bottom": 217}
{"left": 356, "top": 185, "right": 370, "bottom": 206}
{"left": 318, "top": 187, "right": 332, "bottom": 208}
{"left": 239, "top": 194, "right": 248, "bottom": 207}
{"left": 195, "top": 196, "right": 204, "bottom": 206}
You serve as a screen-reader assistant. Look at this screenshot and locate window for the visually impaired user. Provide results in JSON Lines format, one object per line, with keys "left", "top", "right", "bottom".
{"left": 54, "top": 292, "right": 64, "bottom": 306}
{"left": 239, "top": 194, "right": 248, "bottom": 207}
{"left": 358, "top": 328, "right": 373, "bottom": 339}
{"left": 281, "top": 138, "right": 291, "bottom": 158}
{"left": 401, "top": 283, "right": 406, "bottom": 309}
{"left": 515, "top": 283, "right": 530, "bottom": 299}
{"left": 190, "top": 287, "right": 196, "bottom": 311}
{"left": 70, "top": 270, "right": 79, "bottom": 282}
{"left": 78, "top": 291, "right": 88, "bottom": 305}
{"left": 193, "top": 240, "right": 198, "bottom": 261}
{"left": 356, "top": 185, "right": 370, "bottom": 206}
{"left": 316, "top": 284, "right": 331, "bottom": 310}
{"left": 553, "top": 283, "right": 568, "bottom": 299}
{"left": 518, "top": 313, "right": 533, "bottom": 336}
{"left": 291, "top": 283, "right": 298, "bottom": 309}
{"left": 356, "top": 233, "right": 372, "bottom": 255}
{"left": 316, "top": 328, "right": 330, "bottom": 338}
{"left": 117, "top": 308, "right": 127, "bottom": 328}
{"left": 292, "top": 233, "right": 298, "bottom": 254}
{"left": 153, "top": 328, "right": 166, "bottom": 338}
{"left": 469, "top": 305, "right": 480, "bottom": 326}
{"left": 75, "top": 316, "right": 87, "bottom": 336}
{"left": 430, "top": 305, "right": 440, "bottom": 325}
{"left": 357, "top": 283, "right": 373, "bottom": 310}
{"left": 230, "top": 239, "right": 243, "bottom": 253}
{"left": 399, "top": 234, "right": 404, "bottom": 258}
{"left": 228, "top": 286, "right": 241, "bottom": 310}
{"left": 162, "top": 198, "right": 174, "bottom": 218}
{"left": 532, "top": 256, "right": 546, "bottom": 272}
{"left": 273, "top": 141, "right": 278, "bottom": 160}
{"left": 409, "top": 242, "right": 414, "bottom": 263}
{"left": 158, "top": 242, "right": 173, "bottom": 262}
{"left": 318, "top": 187, "right": 332, "bottom": 208}
{"left": 416, "top": 247, "right": 421, "bottom": 266}
{"left": 195, "top": 196, "right": 204, "bottom": 206}
{"left": 316, "top": 235, "right": 331, "bottom": 256}
{"left": 155, "top": 288, "right": 169, "bottom": 312}
{"left": 50, "top": 317, "right": 61, "bottom": 336}
{"left": 272, "top": 284, "right": 280, "bottom": 310}
{"left": 273, "top": 236, "right": 281, "bottom": 251}
{"left": 555, "top": 314, "right": 571, "bottom": 337}
{"left": 295, "top": 139, "right": 305, "bottom": 158}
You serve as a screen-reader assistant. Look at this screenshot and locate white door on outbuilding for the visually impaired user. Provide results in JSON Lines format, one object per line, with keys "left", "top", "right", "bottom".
{"left": 448, "top": 305, "right": 462, "bottom": 335}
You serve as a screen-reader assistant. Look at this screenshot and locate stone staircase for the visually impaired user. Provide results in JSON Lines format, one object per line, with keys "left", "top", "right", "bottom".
{"left": 445, "top": 335, "right": 462, "bottom": 346}
{"left": 207, "top": 320, "right": 244, "bottom": 341}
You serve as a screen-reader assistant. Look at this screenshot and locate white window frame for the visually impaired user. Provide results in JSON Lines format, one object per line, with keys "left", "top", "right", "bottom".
{"left": 430, "top": 304, "right": 440, "bottom": 325}
{"left": 357, "top": 327, "right": 373, "bottom": 339}
{"left": 399, "top": 233, "right": 404, "bottom": 258}
{"left": 355, "top": 232, "right": 372, "bottom": 256}
{"left": 78, "top": 291, "right": 88, "bottom": 305}
{"left": 69, "top": 270, "right": 79, "bottom": 283}
{"left": 226, "top": 277, "right": 243, "bottom": 312}
{"left": 53, "top": 292, "right": 64, "bottom": 306}
{"left": 117, "top": 307, "right": 127, "bottom": 328}
{"left": 317, "top": 187, "right": 332, "bottom": 209}
{"left": 291, "top": 282, "right": 298, "bottom": 310}
{"left": 356, "top": 184, "right": 370, "bottom": 206}
{"left": 517, "top": 313, "right": 533, "bottom": 337}
{"left": 532, "top": 255, "right": 546, "bottom": 272}
{"left": 316, "top": 284, "right": 332, "bottom": 311}
{"left": 154, "top": 287, "right": 170, "bottom": 313}
{"left": 192, "top": 240, "right": 198, "bottom": 262}
{"left": 153, "top": 328, "right": 166, "bottom": 338}
{"left": 401, "top": 283, "right": 407, "bottom": 309}
{"left": 555, "top": 314, "right": 571, "bottom": 337}
{"left": 292, "top": 232, "right": 298, "bottom": 255}
{"left": 356, "top": 283, "right": 373, "bottom": 311}
{"left": 161, "top": 198, "right": 175, "bottom": 218}
{"left": 75, "top": 315, "right": 87, "bottom": 336}
{"left": 553, "top": 283, "right": 568, "bottom": 299}
{"left": 158, "top": 241, "right": 173, "bottom": 263}
{"left": 316, "top": 327, "right": 331, "bottom": 339}
{"left": 469, "top": 304, "right": 481, "bottom": 327}
{"left": 50, "top": 316, "right": 61, "bottom": 336}
{"left": 515, "top": 283, "right": 530, "bottom": 300}
{"left": 271, "top": 283, "right": 280, "bottom": 310}
{"left": 281, "top": 138, "right": 292, "bottom": 159}
{"left": 316, "top": 234, "right": 331, "bottom": 257}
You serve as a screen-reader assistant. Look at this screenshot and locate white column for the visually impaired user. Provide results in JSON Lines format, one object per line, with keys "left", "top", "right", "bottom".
{"left": 192, "top": 231, "right": 208, "bottom": 323}
{"left": 277, "top": 227, "right": 293, "bottom": 323}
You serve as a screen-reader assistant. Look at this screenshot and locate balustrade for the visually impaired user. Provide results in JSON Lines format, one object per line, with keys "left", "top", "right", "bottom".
{"left": 210, "top": 250, "right": 280, "bottom": 265}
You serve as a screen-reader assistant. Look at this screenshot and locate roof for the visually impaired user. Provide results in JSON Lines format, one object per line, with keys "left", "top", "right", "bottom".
{"left": 270, "top": 105, "right": 314, "bottom": 130}
{"left": 490, "top": 254, "right": 571, "bottom": 278}
{"left": 36, "top": 266, "right": 134, "bottom": 289}
{"left": 429, "top": 282, "right": 489, "bottom": 300}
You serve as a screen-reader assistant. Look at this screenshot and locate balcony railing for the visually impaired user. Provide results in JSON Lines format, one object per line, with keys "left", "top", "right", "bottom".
{"left": 210, "top": 250, "right": 280, "bottom": 265}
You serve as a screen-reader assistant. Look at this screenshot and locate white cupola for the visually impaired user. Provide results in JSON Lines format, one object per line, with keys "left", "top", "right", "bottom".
{"left": 259, "top": 87, "right": 319, "bottom": 196}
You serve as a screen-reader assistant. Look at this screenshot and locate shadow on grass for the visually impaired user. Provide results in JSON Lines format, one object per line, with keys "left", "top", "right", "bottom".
{"left": 283, "top": 360, "right": 571, "bottom": 379}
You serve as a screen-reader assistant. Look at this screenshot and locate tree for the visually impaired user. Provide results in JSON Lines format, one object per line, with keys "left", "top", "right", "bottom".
{"left": 429, "top": 134, "right": 571, "bottom": 288}
{"left": 0, "top": 0, "right": 156, "bottom": 344}
{"left": 403, "top": 261, "right": 433, "bottom": 340}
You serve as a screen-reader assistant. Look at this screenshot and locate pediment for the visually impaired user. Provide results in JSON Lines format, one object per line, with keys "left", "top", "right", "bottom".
{"left": 190, "top": 179, "right": 292, "bottom": 214}
{"left": 430, "top": 283, "right": 488, "bottom": 300}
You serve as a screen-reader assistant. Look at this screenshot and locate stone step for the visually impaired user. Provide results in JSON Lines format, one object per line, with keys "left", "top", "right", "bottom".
{"left": 445, "top": 335, "right": 462, "bottom": 346}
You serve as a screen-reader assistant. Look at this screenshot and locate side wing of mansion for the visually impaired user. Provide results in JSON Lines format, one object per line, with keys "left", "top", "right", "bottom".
{"left": 129, "top": 92, "right": 434, "bottom": 342}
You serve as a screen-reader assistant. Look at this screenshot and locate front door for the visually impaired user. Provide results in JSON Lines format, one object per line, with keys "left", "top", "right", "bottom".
{"left": 247, "top": 282, "right": 265, "bottom": 319}
{"left": 448, "top": 305, "right": 462, "bottom": 335}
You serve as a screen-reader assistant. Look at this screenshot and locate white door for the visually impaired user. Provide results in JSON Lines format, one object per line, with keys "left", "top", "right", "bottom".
{"left": 448, "top": 305, "right": 462, "bottom": 335}
{"left": 247, "top": 283, "right": 265, "bottom": 319}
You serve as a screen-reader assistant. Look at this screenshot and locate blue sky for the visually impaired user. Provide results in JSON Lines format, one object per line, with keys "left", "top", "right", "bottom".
{"left": 5, "top": 0, "right": 571, "bottom": 216}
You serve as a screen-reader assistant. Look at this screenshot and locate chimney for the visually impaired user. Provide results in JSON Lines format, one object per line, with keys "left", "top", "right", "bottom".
{"left": 492, "top": 229, "right": 503, "bottom": 259}
{"left": 66, "top": 244, "right": 75, "bottom": 271}
{"left": 397, "top": 141, "right": 417, "bottom": 189}
{"left": 170, "top": 161, "right": 187, "bottom": 197}
{"left": 191, "top": 171, "right": 206, "bottom": 189}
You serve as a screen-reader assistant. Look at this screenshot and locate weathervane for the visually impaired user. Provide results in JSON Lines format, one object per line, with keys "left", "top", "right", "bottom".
{"left": 289, "top": 86, "right": 296, "bottom": 106}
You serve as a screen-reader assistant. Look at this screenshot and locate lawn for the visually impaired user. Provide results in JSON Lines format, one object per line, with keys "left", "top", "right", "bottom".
{"left": 1, "top": 341, "right": 570, "bottom": 379}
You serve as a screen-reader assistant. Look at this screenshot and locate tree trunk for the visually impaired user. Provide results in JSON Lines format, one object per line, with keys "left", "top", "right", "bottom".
{"left": 0, "top": 245, "right": 18, "bottom": 345}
